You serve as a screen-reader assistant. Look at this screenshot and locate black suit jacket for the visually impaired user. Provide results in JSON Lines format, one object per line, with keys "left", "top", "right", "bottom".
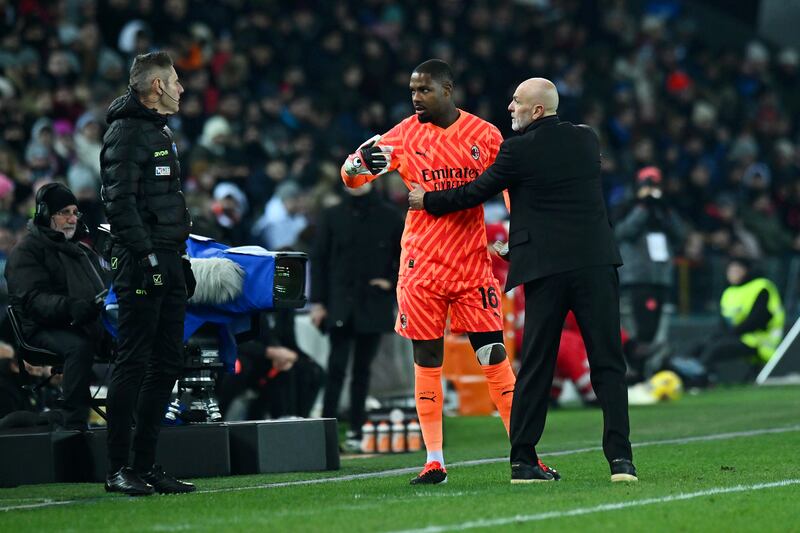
{"left": 311, "top": 190, "right": 403, "bottom": 333}
{"left": 424, "top": 115, "right": 622, "bottom": 290}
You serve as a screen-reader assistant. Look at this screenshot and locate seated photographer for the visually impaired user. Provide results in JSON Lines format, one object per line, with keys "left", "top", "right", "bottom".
{"left": 4, "top": 183, "right": 109, "bottom": 430}
{"left": 218, "top": 309, "right": 323, "bottom": 420}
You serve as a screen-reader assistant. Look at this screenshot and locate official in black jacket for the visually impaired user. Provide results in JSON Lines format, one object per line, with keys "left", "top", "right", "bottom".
{"left": 5, "top": 183, "right": 108, "bottom": 429}
{"left": 100, "top": 51, "right": 195, "bottom": 496}
{"left": 409, "top": 78, "right": 636, "bottom": 483}
{"left": 310, "top": 183, "right": 402, "bottom": 443}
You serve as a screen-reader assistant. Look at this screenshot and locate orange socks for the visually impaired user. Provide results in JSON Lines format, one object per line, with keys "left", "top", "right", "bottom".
{"left": 481, "top": 358, "right": 516, "bottom": 435}
{"left": 414, "top": 364, "right": 444, "bottom": 456}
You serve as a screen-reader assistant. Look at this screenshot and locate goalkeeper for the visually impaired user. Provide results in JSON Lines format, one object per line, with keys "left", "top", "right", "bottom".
{"left": 341, "top": 60, "right": 555, "bottom": 485}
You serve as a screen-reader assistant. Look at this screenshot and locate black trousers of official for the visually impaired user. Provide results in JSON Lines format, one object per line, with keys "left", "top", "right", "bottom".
{"left": 322, "top": 322, "right": 381, "bottom": 435}
{"left": 106, "top": 247, "right": 186, "bottom": 474}
{"left": 30, "top": 328, "right": 97, "bottom": 427}
{"left": 510, "top": 265, "right": 632, "bottom": 466}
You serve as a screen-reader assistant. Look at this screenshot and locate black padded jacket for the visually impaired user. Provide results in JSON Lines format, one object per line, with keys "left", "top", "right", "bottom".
{"left": 100, "top": 88, "right": 191, "bottom": 257}
{"left": 4, "top": 223, "right": 108, "bottom": 340}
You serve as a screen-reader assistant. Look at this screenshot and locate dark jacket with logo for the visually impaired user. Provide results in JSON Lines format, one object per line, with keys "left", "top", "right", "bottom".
{"left": 311, "top": 190, "right": 403, "bottom": 333}
{"left": 4, "top": 223, "right": 108, "bottom": 340}
{"left": 101, "top": 88, "right": 191, "bottom": 257}
{"left": 424, "top": 115, "right": 622, "bottom": 290}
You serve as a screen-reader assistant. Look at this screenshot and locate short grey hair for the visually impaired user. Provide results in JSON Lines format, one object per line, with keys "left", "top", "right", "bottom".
{"left": 129, "top": 51, "right": 174, "bottom": 94}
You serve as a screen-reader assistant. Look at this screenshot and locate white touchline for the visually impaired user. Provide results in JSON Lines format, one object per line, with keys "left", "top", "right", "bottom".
{"left": 1, "top": 424, "right": 798, "bottom": 512}
{"left": 195, "top": 425, "right": 800, "bottom": 495}
{"left": 387, "top": 479, "right": 800, "bottom": 533}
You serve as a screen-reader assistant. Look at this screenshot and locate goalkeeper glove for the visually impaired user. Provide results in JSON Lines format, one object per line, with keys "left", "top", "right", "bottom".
{"left": 344, "top": 134, "right": 394, "bottom": 177}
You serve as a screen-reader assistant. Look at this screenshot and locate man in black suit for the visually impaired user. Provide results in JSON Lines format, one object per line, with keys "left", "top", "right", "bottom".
{"left": 310, "top": 182, "right": 403, "bottom": 449}
{"left": 409, "top": 78, "right": 636, "bottom": 483}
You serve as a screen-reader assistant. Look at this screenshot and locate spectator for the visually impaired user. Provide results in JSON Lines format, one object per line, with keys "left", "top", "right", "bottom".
{"left": 741, "top": 191, "right": 800, "bottom": 256}
{"left": 252, "top": 180, "right": 308, "bottom": 251}
{"left": 191, "top": 181, "right": 251, "bottom": 246}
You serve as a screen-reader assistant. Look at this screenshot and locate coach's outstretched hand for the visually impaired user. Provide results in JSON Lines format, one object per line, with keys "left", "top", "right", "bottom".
{"left": 408, "top": 183, "right": 425, "bottom": 210}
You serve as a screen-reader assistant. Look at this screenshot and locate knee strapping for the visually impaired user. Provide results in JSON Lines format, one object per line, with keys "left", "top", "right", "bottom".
{"left": 475, "top": 342, "right": 506, "bottom": 365}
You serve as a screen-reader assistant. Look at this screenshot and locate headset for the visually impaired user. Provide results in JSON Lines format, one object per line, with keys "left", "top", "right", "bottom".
{"left": 157, "top": 79, "right": 179, "bottom": 104}
{"left": 33, "top": 182, "right": 67, "bottom": 226}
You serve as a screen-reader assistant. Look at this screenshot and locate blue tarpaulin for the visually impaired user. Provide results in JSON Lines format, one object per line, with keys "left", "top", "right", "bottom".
{"left": 104, "top": 236, "right": 278, "bottom": 371}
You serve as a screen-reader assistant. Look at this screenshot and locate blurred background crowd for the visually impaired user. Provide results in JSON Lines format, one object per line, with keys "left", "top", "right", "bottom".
{"left": 0, "top": 0, "right": 799, "bottom": 316}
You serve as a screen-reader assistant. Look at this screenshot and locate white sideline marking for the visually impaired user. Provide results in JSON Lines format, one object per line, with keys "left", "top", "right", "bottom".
{"left": 387, "top": 479, "right": 800, "bottom": 533}
{"left": 1, "top": 424, "right": 798, "bottom": 512}
{"left": 197, "top": 425, "right": 800, "bottom": 494}
{"left": 0, "top": 499, "right": 78, "bottom": 511}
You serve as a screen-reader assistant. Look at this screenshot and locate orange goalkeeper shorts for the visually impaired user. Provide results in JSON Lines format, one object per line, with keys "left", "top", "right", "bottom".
{"left": 395, "top": 277, "right": 504, "bottom": 340}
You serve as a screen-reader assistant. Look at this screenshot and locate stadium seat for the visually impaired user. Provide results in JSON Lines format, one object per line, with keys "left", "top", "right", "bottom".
{"left": 6, "top": 305, "right": 109, "bottom": 421}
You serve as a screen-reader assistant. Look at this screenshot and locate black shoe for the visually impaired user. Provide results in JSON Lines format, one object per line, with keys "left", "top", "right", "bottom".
{"left": 510, "top": 459, "right": 561, "bottom": 484}
{"left": 139, "top": 465, "right": 196, "bottom": 494}
{"left": 105, "top": 467, "right": 155, "bottom": 496}
{"left": 610, "top": 458, "right": 638, "bottom": 482}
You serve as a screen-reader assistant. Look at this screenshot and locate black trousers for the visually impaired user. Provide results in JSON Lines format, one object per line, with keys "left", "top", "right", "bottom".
{"left": 622, "top": 284, "right": 668, "bottom": 343}
{"left": 322, "top": 322, "right": 381, "bottom": 434}
{"left": 29, "top": 328, "right": 96, "bottom": 427}
{"left": 699, "top": 333, "right": 759, "bottom": 375}
{"left": 106, "top": 247, "right": 186, "bottom": 474}
{"left": 510, "top": 265, "right": 632, "bottom": 466}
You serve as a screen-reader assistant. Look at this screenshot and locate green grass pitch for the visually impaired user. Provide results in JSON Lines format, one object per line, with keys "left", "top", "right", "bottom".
{"left": 1, "top": 386, "right": 798, "bottom": 532}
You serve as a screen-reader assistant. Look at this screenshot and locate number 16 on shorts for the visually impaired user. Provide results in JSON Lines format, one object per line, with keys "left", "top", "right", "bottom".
{"left": 478, "top": 286, "right": 499, "bottom": 309}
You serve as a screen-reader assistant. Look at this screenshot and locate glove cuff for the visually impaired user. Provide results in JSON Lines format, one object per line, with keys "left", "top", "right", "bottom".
{"left": 344, "top": 153, "right": 368, "bottom": 177}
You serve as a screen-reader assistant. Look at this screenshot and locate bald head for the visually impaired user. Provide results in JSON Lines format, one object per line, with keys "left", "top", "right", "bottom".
{"left": 509, "top": 77, "right": 559, "bottom": 132}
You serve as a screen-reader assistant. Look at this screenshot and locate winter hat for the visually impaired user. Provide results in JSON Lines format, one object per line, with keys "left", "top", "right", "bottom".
{"left": 213, "top": 181, "right": 249, "bottom": 215}
{"left": 53, "top": 119, "right": 74, "bottom": 136}
{"left": 39, "top": 184, "right": 78, "bottom": 222}
{"left": 636, "top": 166, "right": 662, "bottom": 187}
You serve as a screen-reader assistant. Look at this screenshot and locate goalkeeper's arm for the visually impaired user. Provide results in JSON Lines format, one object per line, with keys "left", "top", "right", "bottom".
{"left": 341, "top": 134, "right": 394, "bottom": 188}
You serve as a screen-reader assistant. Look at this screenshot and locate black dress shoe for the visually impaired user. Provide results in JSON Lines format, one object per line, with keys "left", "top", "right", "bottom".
{"left": 105, "top": 467, "right": 155, "bottom": 496}
{"left": 139, "top": 465, "right": 196, "bottom": 494}
{"left": 610, "top": 458, "right": 638, "bottom": 482}
{"left": 511, "top": 460, "right": 561, "bottom": 484}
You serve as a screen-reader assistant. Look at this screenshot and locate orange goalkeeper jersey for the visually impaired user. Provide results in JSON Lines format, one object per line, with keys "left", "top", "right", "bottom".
{"left": 341, "top": 110, "right": 503, "bottom": 283}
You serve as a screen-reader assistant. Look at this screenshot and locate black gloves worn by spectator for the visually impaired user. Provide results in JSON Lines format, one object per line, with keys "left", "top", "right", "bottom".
{"left": 70, "top": 299, "right": 100, "bottom": 326}
{"left": 139, "top": 252, "right": 165, "bottom": 296}
{"left": 182, "top": 256, "right": 196, "bottom": 299}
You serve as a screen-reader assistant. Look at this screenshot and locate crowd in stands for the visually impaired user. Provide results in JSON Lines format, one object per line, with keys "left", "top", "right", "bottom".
{"left": 0, "top": 0, "right": 799, "bottom": 308}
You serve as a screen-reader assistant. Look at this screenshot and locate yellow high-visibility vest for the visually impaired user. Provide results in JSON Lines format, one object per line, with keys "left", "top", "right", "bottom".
{"left": 720, "top": 278, "right": 784, "bottom": 362}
